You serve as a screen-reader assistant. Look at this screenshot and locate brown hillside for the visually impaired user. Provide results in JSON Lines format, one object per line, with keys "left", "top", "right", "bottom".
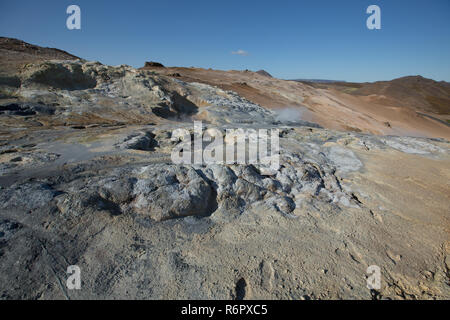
{"left": 143, "top": 64, "right": 450, "bottom": 139}
{"left": 0, "top": 37, "right": 80, "bottom": 75}
{"left": 304, "top": 76, "right": 450, "bottom": 115}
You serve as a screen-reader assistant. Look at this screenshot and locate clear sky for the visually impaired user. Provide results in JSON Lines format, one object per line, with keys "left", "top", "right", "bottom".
{"left": 1, "top": 0, "right": 449, "bottom": 82}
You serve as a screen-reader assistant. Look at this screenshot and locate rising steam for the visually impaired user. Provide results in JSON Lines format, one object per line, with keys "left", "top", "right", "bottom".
{"left": 274, "top": 107, "right": 304, "bottom": 122}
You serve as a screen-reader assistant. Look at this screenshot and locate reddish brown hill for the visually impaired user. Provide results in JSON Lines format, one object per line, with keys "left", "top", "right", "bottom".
{"left": 0, "top": 37, "right": 80, "bottom": 74}
{"left": 303, "top": 76, "right": 450, "bottom": 115}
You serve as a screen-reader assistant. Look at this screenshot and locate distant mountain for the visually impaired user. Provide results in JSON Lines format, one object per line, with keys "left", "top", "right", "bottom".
{"left": 255, "top": 70, "right": 272, "bottom": 78}
{"left": 310, "top": 76, "right": 450, "bottom": 115}
{"left": 292, "top": 79, "right": 346, "bottom": 83}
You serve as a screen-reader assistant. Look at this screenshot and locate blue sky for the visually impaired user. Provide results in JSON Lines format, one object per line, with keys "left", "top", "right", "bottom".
{"left": 1, "top": 0, "right": 449, "bottom": 82}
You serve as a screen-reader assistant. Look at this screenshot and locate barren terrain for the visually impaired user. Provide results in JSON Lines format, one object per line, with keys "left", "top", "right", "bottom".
{"left": 0, "top": 38, "right": 449, "bottom": 300}
{"left": 143, "top": 65, "right": 450, "bottom": 139}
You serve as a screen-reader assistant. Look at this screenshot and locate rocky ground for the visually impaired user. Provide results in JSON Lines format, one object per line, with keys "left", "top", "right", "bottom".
{"left": 0, "top": 40, "right": 449, "bottom": 300}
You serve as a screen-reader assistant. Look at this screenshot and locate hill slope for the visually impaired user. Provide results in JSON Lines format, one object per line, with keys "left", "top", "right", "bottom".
{"left": 304, "top": 76, "right": 450, "bottom": 115}
{"left": 143, "top": 64, "right": 450, "bottom": 139}
{"left": 0, "top": 37, "right": 80, "bottom": 74}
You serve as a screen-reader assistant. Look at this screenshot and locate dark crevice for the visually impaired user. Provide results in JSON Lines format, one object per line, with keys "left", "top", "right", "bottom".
{"left": 351, "top": 193, "right": 363, "bottom": 205}
{"left": 194, "top": 169, "right": 219, "bottom": 217}
{"left": 234, "top": 277, "right": 247, "bottom": 300}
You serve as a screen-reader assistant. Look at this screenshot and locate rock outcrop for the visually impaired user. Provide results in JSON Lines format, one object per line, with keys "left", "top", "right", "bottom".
{"left": 144, "top": 61, "right": 165, "bottom": 68}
